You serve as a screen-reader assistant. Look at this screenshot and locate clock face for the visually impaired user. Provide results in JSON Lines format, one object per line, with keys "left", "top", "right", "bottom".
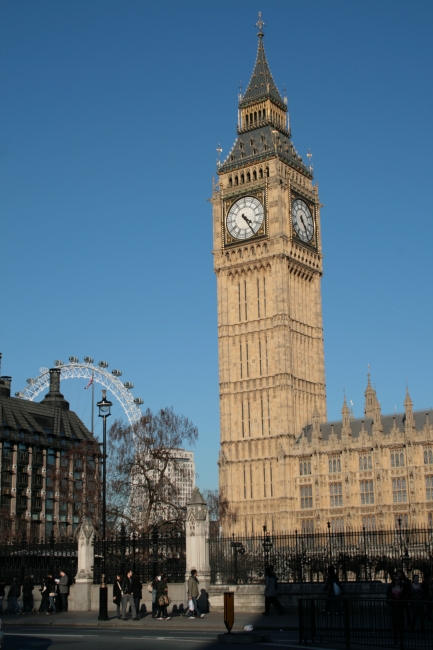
{"left": 292, "top": 199, "right": 314, "bottom": 243}
{"left": 226, "top": 196, "right": 264, "bottom": 240}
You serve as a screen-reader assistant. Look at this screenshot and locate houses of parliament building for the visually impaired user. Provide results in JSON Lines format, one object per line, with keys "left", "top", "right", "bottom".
{"left": 212, "top": 15, "right": 433, "bottom": 535}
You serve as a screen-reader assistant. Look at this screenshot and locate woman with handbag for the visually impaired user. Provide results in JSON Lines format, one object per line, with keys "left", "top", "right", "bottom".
{"left": 46, "top": 574, "right": 57, "bottom": 614}
{"left": 113, "top": 574, "right": 123, "bottom": 619}
{"left": 156, "top": 573, "right": 171, "bottom": 620}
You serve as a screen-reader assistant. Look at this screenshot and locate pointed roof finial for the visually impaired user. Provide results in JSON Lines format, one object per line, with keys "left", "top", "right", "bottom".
{"left": 256, "top": 11, "right": 265, "bottom": 37}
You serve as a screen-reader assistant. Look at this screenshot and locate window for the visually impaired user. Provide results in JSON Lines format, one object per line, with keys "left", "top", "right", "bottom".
{"left": 362, "top": 516, "right": 376, "bottom": 531}
{"left": 424, "top": 449, "right": 433, "bottom": 465}
{"left": 426, "top": 476, "right": 433, "bottom": 501}
{"left": 300, "top": 485, "right": 313, "bottom": 509}
{"left": 392, "top": 478, "right": 407, "bottom": 502}
{"left": 330, "top": 518, "right": 344, "bottom": 532}
{"left": 300, "top": 461, "right": 311, "bottom": 476}
{"left": 429, "top": 513, "right": 433, "bottom": 528}
{"left": 359, "top": 454, "right": 372, "bottom": 471}
{"left": 328, "top": 456, "right": 341, "bottom": 473}
{"left": 395, "top": 514, "right": 409, "bottom": 529}
{"left": 301, "top": 520, "right": 314, "bottom": 534}
{"left": 391, "top": 450, "right": 405, "bottom": 468}
{"left": 330, "top": 483, "right": 343, "bottom": 507}
{"left": 360, "top": 480, "right": 374, "bottom": 504}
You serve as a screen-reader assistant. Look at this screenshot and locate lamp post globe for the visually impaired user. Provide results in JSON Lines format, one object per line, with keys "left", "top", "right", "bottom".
{"left": 97, "top": 389, "right": 112, "bottom": 621}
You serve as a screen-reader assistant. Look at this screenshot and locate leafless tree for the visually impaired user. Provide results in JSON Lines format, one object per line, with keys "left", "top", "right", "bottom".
{"left": 107, "top": 407, "right": 198, "bottom": 534}
{"left": 202, "top": 488, "right": 237, "bottom": 536}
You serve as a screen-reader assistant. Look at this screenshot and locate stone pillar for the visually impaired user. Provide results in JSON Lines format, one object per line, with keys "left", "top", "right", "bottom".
{"left": 73, "top": 516, "right": 95, "bottom": 611}
{"left": 185, "top": 488, "right": 210, "bottom": 611}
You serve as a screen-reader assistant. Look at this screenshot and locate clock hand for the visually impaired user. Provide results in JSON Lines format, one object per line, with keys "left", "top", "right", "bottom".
{"left": 300, "top": 215, "right": 307, "bottom": 231}
{"left": 242, "top": 213, "right": 255, "bottom": 234}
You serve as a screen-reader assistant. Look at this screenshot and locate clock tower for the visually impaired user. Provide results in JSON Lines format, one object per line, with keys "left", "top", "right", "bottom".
{"left": 212, "top": 15, "right": 327, "bottom": 534}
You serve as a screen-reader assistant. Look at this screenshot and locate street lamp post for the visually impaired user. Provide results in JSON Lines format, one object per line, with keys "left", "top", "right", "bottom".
{"left": 97, "top": 389, "right": 112, "bottom": 621}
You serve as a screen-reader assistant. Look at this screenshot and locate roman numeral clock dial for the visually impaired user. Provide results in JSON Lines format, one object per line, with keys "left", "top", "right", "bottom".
{"left": 292, "top": 198, "right": 314, "bottom": 243}
{"left": 226, "top": 196, "right": 264, "bottom": 241}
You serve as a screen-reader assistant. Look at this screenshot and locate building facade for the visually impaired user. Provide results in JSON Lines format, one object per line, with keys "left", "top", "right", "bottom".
{"left": 212, "top": 18, "right": 326, "bottom": 532}
{"left": 213, "top": 17, "right": 433, "bottom": 535}
{"left": 0, "top": 368, "right": 99, "bottom": 539}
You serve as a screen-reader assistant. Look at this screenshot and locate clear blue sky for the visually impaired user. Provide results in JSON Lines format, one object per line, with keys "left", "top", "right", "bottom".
{"left": 1, "top": 1, "right": 432, "bottom": 492}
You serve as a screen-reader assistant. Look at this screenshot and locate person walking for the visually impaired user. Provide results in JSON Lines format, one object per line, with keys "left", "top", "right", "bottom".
{"left": 46, "top": 574, "right": 57, "bottom": 614}
{"left": 323, "top": 565, "right": 343, "bottom": 615}
{"left": 132, "top": 573, "right": 142, "bottom": 619}
{"left": 113, "top": 574, "right": 123, "bottom": 619}
{"left": 38, "top": 577, "right": 49, "bottom": 614}
{"left": 263, "top": 565, "right": 284, "bottom": 616}
{"left": 22, "top": 574, "right": 34, "bottom": 614}
{"left": 387, "top": 575, "right": 405, "bottom": 644}
{"left": 8, "top": 577, "right": 22, "bottom": 615}
{"left": 156, "top": 573, "right": 171, "bottom": 620}
{"left": 58, "top": 571, "right": 70, "bottom": 612}
{"left": 151, "top": 575, "right": 159, "bottom": 618}
{"left": 121, "top": 570, "right": 138, "bottom": 620}
{"left": 410, "top": 574, "right": 425, "bottom": 631}
{"left": 186, "top": 570, "right": 204, "bottom": 618}
{"left": 0, "top": 577, "right": 6, "bottom": 614}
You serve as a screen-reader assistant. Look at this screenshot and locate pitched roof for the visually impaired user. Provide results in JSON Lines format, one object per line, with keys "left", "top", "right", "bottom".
{"left": 240, "top": 34, "right": 284, "bottom": 108}
{"left": 218, "top": 124, "right": 311, "bottom": 176}
{"left": 296, "top": 409, "right": 433, "bottom": 446}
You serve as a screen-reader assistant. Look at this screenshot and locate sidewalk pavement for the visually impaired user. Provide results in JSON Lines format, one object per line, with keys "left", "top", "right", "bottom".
{"left": 1, "top": 609, "right": 298, "bottom": 631}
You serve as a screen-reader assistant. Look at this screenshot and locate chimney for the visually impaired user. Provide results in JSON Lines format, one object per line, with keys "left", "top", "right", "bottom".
{"left": 41, "top": 368, "right": 69, "bottom": 409}
{"left": 0, "top": 376, "right": 11, "bottom": 398}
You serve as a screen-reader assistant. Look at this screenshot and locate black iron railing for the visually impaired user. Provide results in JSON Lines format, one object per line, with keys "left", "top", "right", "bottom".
{"left": 93, "top": 524, "right": 186, "bottom": 585}
{"left": 0, "top": 532, "right": 77, "bottom": 585}
{"left": 209, "top": 526, "right": 433, "bottom": 585}
{"left": 299, "top": 597, "right": 433, "bottom": 649}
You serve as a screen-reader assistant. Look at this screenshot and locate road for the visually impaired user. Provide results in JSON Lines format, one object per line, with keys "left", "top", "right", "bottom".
{"left": 4, "top": 626, "right": 295, "bottom": 650}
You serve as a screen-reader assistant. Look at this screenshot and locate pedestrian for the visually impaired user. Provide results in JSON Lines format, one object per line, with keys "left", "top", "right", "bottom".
{"left": 151, "top": 575, "right": 159, "bottom": 618}
{"left": 323, "top": 565, "right": 343, "bottom": 615}
{"left": 7, "top": 576, "right": 22, "bottom": 615}
{"left": 22, "top": 574, "right": 34, "bottom": 614}
{"left": 58, "top": 571, "right": 70, "bottom": 612}
{"left": 156, "top": 573, "right": 171, "bottom": 620}
{"left": 113, "top": 574, "right": 123, "bottom": 619}
{"left": 186, "top": 570, "right": 204, "bottom": 618}
{"left": 132, "top": 573, "right": 142, "bottom": 618}
{"left": 387, "top": 575, "right": 405, "bottom": 644}
{"left": 46, "top": 573, "right": 57, "bottom": 614}
{"left": 121, "top": 570, "right": 139, "bottom": 620}
{"left": 263, "top": 565, "right": 284, "bottom": 616}
{"left": 410, "top": 574, "right": 425, "bottom": 631}
{"left": 38, "top": 577, "right": 49, "bottom": 614}
{"left": 0, "top": 577, "right": 5, "bottom": 614}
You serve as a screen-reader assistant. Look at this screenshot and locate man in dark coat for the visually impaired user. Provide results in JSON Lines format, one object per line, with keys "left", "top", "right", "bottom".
{"left": 8, "top": 577, "right": 22, "bottom": 614}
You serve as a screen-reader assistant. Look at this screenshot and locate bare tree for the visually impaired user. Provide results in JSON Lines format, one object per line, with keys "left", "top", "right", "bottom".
{"left": 202, "top": 488, "right": 237, "bottom": 536}
{"left": 107, "top": 407, "right": 198, "bottom": 534}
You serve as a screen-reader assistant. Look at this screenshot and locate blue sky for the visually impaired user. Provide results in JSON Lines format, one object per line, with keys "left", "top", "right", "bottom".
{"left": 1, "top": 1, "right": 432, "bottom": 492}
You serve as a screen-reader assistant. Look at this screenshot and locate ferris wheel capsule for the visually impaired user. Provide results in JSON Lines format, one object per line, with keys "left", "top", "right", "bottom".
{"left": 54, "top": 360, "right": 63, "bottom": 367}
{"left": 69, "top": 356, "right": 79, "bottom": 363}
{"left": 123, "top": 382, "right": 134, "bottom": 389}
{"left": 26, "top": 378, "right": 33, "bottom": 384}
{"left": 134, "top": 398, "right": 144, "bottom": 405}
{"left": 83, "top": 357, "right": 94, "bottom": 364}
{"left": 112, "top": 369, "right": 122, "bottom": 377}
{"left": 98, "top": 361, "right": 109, "bottom": 368}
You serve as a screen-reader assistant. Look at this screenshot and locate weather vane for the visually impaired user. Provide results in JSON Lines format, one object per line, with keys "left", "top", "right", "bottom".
{"left": 256, "top": 12, "right": 265, "bottom": 35}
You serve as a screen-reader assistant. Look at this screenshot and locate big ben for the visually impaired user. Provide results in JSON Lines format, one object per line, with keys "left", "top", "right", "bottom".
{"left": 212, "top": 15, "right": 327, "bottom": 534}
